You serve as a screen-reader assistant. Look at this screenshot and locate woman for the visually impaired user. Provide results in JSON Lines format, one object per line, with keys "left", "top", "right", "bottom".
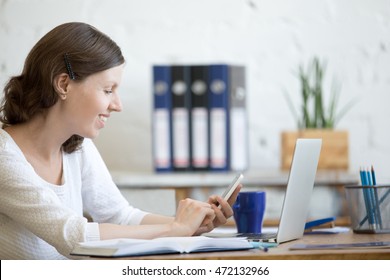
{"left": 0, "top": 22, "right": 240, "bottom": 259}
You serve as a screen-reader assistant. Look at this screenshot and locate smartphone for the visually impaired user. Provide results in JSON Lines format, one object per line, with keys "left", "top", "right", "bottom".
{"left": 221, "top": 173, "right": 244, "bottom": 201}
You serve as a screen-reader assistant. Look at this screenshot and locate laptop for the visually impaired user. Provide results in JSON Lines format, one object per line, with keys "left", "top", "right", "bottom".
{"left": 207, "top": 138, "right": 322, "bottom": 244}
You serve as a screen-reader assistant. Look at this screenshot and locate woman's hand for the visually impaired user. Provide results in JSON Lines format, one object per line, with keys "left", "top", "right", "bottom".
{"left": 139, "top": 186, "right": 241, "bottom": 238}
{"left": 193, "top": 184, "right": 242, "bottom": 235}
{"left": 172, "top": 198, "right": 216, "bottom": 236}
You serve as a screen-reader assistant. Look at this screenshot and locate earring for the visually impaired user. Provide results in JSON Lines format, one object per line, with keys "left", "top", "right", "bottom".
{"left": 60, "top": 93, "right": 67, "bottom": 100}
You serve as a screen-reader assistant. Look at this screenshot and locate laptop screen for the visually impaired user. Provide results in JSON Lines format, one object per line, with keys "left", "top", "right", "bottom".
{"left": 276, "top": 138, "right": 322, "bottom": 243}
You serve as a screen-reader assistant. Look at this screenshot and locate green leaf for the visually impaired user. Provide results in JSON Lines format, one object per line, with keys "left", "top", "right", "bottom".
{"left": 285, "top": 56, "right": 356, "bottom": 129}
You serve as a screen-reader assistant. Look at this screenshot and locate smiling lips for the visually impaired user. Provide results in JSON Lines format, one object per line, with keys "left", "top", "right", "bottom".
{"left": 99, "top": 115, "right": 108, "bottom": 122}
{"left": 98, "top": 114, "right": 109, "bottom": 128}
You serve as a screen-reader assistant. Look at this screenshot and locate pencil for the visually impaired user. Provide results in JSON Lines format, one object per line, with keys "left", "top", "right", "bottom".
{"left": 359, "top": 168, "right": 375, "bottom": 229}
{"left": 366, "top": 167, "right": 372, "bottom": 186}
{"left": 371, "top": 165, "right": 377, "bottom": 185}
{"left": 371, "top": 166, "right": 383, "bottom": 229}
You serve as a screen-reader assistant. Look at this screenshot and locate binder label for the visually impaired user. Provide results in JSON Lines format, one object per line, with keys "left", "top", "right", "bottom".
{"left": 153, "top": 109, "right": 171, "bottom": 168}
{"left": 172, "top": 108, "right": 190, "bottom": 167}
{"left": 230, "top": 108, "right": 248, "bottom": 171}
{"left": 210, "top": 108, "right": 227, "bottom": 168}
{"left": 191, "top": 107, "right": 208, "bottom": 167}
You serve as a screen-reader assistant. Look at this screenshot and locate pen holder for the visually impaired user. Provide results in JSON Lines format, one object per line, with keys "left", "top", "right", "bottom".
{"left": 344, "top": 185, "right": 390, "bottom": 233}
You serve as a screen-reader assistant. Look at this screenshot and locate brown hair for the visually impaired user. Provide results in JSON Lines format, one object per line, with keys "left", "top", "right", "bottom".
{"left": 0, "top": 22, "right": 125, "bottom": 153}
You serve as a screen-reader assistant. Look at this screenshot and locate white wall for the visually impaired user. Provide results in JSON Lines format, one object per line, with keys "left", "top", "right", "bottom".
{"left": 1, "top": 0, "right": 390, "bottom": 181}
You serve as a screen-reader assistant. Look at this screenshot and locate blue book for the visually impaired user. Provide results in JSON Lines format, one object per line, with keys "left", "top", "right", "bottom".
{"left": 208, "top": 64, "right": 230, "bottom": 171}
{"left": 152, "top": 65, "right": 173, "bottom": 172}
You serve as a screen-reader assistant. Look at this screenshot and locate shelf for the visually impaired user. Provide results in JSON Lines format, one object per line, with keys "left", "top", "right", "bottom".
{"left": 111, "top": 169, "right": 359, "bottom": 189}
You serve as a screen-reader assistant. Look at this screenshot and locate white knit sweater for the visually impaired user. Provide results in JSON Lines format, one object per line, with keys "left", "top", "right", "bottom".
{"left": 0, "top": 129, "right": 148, "bottom": 259}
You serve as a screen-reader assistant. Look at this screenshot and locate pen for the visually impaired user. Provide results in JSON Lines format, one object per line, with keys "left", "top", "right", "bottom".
{"left": 304, "top": 217, "right": 336, "bottom": 229}
{"left": 250, "top": 242, "right": 269, "bottom": 252}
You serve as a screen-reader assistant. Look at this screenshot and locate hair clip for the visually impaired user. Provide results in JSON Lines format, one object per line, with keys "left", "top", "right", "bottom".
{"left": 63, "top": 53, "right": 76, "bottom": 80}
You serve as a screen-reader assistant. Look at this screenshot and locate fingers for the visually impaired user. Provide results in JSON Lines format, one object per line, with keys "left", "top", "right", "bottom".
{"left": 214, "top": 196, "right": 234, "bottom": 217}
{"left": 175, "top": 198, "right": 216, "bottom": 235}
{"left": 211, "top": 204, "right": 227, "bottom": 227}
{"left": 207, "top": 195, "right": 218, "bottom": 205}
{"left": 196, "top": 223, "right": 215, "bottom": 235}
{"left": 208, "top": 184, "right": 242, "bottom": 207}
{"left": 194, "top": 214, "right": 216, "bottom": 236}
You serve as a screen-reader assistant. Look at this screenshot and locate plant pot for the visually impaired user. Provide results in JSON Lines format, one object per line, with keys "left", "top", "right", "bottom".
{"left": 281, "top": 129, "right": 349, "bottom": 170}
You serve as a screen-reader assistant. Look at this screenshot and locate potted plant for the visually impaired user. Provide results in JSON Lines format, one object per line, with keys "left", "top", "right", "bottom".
{"left": 281, "top": 57, "right": 356, "bottom": 170}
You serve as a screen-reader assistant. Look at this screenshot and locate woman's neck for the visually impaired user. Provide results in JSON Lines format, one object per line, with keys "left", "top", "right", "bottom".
{"left": 4, "top": 116, "right": 69, "bottom": 185}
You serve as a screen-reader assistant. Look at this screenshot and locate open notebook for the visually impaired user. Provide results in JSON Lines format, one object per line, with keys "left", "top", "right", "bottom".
{"left": 71, "top": 236, "right": 253, "bottom": 258}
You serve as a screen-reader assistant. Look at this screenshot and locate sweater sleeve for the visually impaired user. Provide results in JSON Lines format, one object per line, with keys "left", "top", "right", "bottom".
{"left": 79, "top": 139, "right": 149, "bottom": 226}
{"left": 0, "top": 149, "right": 89, "bottom": 257}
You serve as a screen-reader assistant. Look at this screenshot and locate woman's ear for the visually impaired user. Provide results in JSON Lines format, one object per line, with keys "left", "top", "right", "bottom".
{"left": 53, "top": 73, "right": 70, "bottom": 100}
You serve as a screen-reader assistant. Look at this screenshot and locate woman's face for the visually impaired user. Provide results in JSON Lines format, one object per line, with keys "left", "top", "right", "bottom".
{"left": 63, "top": 64, "right": 124, "bottom": 139}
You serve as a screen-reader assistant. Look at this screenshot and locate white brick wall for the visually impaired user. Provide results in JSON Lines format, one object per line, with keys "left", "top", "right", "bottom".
{"left": 1, "top": 0, "right": 390, "bottom": 181}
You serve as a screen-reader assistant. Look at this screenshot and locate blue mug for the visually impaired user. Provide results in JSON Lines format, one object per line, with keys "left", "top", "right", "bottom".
{"left": 233, "top": 191, "right": 266, "bottom": 234}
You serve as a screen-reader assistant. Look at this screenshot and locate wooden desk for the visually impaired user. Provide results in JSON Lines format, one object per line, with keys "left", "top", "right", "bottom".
{"left": 112, "top": 230, "right": 390, "bottom": 260}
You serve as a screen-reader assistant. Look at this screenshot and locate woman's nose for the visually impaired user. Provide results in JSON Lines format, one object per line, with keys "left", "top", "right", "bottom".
{"left": 110, "top": 93, "right": 122, "bottom": 112}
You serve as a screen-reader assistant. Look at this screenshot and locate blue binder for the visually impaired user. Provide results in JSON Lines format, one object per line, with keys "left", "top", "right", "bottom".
{"left": 208, "top": 64, "right": 230, "bottom": 171}
{"left": 152, "top": 65, "right": 173, "bottom": 172}
{"left": 171, "top": 65, "right": 191, "bottom": 171}
{"left": 190, "top": 65, "right": 209, "bottom": 171}
{"left": 229, "top": 65, "right": 248, "bottom": 171}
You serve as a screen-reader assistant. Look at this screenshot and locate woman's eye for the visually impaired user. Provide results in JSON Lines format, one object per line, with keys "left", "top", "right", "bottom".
{"left": 104, "top": 90, "right": 113, "bottom": 95}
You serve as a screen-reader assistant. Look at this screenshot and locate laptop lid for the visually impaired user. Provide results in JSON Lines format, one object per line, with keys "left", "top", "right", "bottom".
{"left": 276, "top": 138, "right": 322, "bottom": 243}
